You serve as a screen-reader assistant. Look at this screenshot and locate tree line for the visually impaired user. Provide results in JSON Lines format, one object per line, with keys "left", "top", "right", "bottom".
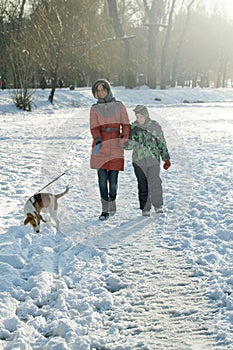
{"left": 0, "top": 0, "right": 232, "bottom": 107}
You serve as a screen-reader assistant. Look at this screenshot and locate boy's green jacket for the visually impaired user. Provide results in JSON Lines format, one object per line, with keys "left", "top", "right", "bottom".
{"left": 124, "top": 119, "right": 170, "bottom": 167}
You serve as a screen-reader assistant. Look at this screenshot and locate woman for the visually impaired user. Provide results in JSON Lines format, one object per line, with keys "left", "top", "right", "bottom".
{"left": 90, "top": 79, "right": 130, "bottom": 220}
{"left": 125, "top": 104, "right": 171, "bottom": 216}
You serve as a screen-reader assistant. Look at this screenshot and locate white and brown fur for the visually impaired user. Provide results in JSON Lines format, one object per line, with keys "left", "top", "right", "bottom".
{"left": 24, "top": 187, "right": 69, "bottom": 233}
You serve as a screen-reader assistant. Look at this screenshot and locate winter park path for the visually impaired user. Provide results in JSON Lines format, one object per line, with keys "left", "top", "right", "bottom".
{"left": 1, "top": 96, "right": 233, "bottom": 349}
{"left": 70, "top": 217, "right": 219, "bottom": 349}
{"left": 3, "top": 216, "right": 219, "bottom": 350}
{"left": 96, "top": 221, "right": 218, "bottom": 349}
{"left": 0, "top": 213, "right": 220, "bottom": 349}
{"left": 30, "top": 211, "right": 219, "bottom": 349}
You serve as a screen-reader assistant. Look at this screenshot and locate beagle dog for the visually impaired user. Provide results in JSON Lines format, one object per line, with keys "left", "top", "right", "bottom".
{"left": 24, "top": 187, "right": 69, "bottom": 233}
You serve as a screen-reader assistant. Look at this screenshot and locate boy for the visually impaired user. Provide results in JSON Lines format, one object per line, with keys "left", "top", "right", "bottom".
{"left": 125, "top": 105, "right": 171, "bottom": 216}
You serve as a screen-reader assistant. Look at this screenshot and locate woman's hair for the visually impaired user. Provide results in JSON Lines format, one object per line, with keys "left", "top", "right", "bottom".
{"left": 92, "top": 79, "right": 111, "bottom": 98}
{"left": 94, "top": 84, "right": 108, "bottom": 99}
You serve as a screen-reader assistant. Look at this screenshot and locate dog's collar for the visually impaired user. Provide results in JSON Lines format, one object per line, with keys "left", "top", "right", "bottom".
{"left": 29, "top": 193, "right": 43, "bottom": 207}
{"left": 29, "top": 196, "right": 36, "bottom": 205}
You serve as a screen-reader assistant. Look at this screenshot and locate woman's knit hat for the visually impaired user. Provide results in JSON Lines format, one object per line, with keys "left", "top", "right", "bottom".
{"left": 133, "top": 105, "right": 150, "bottom": 120}
{"left": 92, "top": 79, "right": 111, "bottom": 98}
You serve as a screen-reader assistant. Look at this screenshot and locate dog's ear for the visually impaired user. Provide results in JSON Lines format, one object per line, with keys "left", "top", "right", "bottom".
{"left": 39, "top": 214, "right": 47, "bottom": 223}
{"left": 24, "top": 216, "right": 31, "bottom": 225}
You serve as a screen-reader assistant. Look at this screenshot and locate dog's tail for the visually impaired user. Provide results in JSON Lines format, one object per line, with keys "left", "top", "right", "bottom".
{"left": 55, "top": 186, "right": 69, "bottom": 199}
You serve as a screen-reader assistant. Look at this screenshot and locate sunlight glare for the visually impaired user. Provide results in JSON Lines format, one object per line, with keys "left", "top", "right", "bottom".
{"left": 218, "top": 0, "right": 233, "bottom": 20}
{"left": 206, "top": 0, "right": 233, "bottom": 20}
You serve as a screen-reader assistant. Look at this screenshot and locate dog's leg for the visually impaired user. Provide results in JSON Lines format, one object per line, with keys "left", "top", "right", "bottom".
{"left": 49, "top": 199, "right": 60, "bottom": 228}
{"left": 52, "top": 209, "right": 59, "bottom": 228}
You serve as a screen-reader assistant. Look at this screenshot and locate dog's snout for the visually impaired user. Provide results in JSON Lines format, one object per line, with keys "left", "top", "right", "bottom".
{"left": 36, "top": 229, "right": 40, "bottom": 233}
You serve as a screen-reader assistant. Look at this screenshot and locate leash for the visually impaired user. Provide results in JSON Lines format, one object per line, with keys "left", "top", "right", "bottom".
{"left": 35, "top": 171, "right": 67, "bottom": 194}
{"left": 30, "top": 164, "right": 76, "bottom": 196}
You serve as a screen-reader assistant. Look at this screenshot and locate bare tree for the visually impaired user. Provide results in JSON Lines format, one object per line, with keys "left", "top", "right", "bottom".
{"left": 1, "top": 0, "right": 233, "bottom": 93}
{"left": 143, "top": 0, "right": 164, "bottom": 88}
{"left": 28, "top": 0, "right": 110, "bottom": 94}
{"left": 2, "top": 0, "right": 35, "bottom": 110}
{"left": 160, "top": 0, "right": 177, "bottom": 89}
{"left": 107, "top": 0, "right": 136, "bottom": 87}
{"left": 171, "top": 0, "right": 195, "bottom": 87}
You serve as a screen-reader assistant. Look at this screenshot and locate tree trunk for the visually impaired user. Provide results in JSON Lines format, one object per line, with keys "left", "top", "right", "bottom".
{"left": 107, "top": 0, "right": 134, "bottom": 87}
{"left": 48, "top": 63, "right": 58, "bottom": 104}
{"left": 160, "top": 0, "right": 176, "bottom": 89}
{"left": 171, "top": 0, "right": 195, "bottom": 87}
{"left": 143, "top": 0, "right": 163, "bottom": 88}
{"left": 147, "top": 25, "right": 157, "bottom": 88}
{"left": 222, "top": 62, "right": 227, "bottom": 87}
{"left": 107, "top": 0, "right": 124, "bottom": 37}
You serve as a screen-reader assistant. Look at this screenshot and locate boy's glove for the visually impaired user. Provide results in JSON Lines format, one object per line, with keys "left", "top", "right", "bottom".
{"left": 93, "top": 138, "right": 102, "bottom": 155}
{"left": 163, "top": 159, "right": 171, "bottom": 170}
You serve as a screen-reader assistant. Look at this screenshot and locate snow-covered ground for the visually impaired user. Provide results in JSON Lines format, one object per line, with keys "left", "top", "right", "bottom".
{"left": 0, "top": 86, "right": 233, "bottom": 349}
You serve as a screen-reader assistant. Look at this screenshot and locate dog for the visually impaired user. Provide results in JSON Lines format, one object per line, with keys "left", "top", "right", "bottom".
{"left": 24, "top": 187, "right": 69, "bottom": 233}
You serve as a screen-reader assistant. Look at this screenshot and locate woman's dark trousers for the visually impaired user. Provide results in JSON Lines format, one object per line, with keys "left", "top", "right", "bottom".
{"left": 97, "top": 169, "right": 119, "bottom": 212}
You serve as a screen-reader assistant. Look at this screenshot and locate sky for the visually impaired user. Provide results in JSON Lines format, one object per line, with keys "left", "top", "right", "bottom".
{"left": 0, "top": 86, "right": 233, "bottom": 349}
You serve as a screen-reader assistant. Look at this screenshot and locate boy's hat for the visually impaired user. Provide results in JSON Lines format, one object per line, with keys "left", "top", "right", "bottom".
{"left": 133, "top": 105, "right": 149, "bottom": 119}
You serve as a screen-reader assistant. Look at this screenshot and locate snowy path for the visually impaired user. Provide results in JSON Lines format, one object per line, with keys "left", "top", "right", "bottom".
{"left": 98, "top": 227, "right": 218, "bottom": 349}
{"left": 13, "top": 217, "right": 219, "bottom": 349}
{"left": 1, "top": 89, "right": 233, "bottom": 349}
